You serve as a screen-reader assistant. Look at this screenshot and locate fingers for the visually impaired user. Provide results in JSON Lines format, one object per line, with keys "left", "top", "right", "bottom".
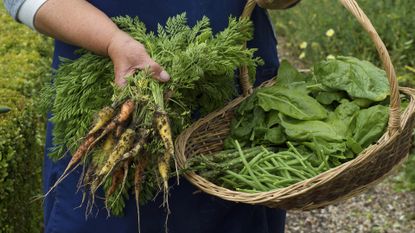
{"left": 114, "top": 60, "right": 170, "bottom": 87}
{"left": 137, "top": 60, "right": 170, "bottom": 83}
{"left": 108, "top": 31, "right": 170, "bottom": 87}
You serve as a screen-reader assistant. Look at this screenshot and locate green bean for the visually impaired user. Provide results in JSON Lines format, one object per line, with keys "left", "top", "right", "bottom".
{"left": 225, "top": 148, "right": 263, "bottom": 167}
{"left": 234, "top": 141, "right": 268, "bottom": 190}
{"left": 240, "top": 151, "right": 266, "bottom": 175}
{"left": 281, "top": 166, "right": 310, "bottom": 180}
{"left": 263, "top": 159, "right": 296, "bottom": 181}
{"left": 254, "top": 164, "right": 276, "bottom": 177}
{"left": 312, "top": 137, "right": 330, "bottom": 170}
{"left": 226, "top": 170, "right": 264, "bottom": 191}
{"left": 271, "top": 157, "right": 292, "bottom": 179}
{"left": 272, "top": 178, "right": 297, "bottom": 188}
{"left": 287, "top": 142, "right": 312, "bottom": 170}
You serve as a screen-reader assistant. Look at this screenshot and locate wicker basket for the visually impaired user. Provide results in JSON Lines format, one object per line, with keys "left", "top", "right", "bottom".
{"left": 175, "top": 0, "right": 415, "bottom": 210}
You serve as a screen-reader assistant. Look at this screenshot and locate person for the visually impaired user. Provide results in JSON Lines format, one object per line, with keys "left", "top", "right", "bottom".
{"left": 4, "top": 0, "right": 301, "bottom": 232}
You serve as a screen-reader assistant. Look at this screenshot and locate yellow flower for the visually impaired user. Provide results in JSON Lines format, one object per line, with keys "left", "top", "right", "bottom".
{"left": 326, "top": 29, "right": 335, "bottom": 37}
{"left": 299, "top": 41, "right": 308, "bottom": 49}
{"left": 299, "top": 52, "right": 306, "bottom": 59}
{"left": 327, "top": 54, "right": 335, "bottom": 60}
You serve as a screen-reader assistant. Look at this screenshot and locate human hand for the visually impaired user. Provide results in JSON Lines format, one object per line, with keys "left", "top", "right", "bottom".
{"left": 107, "top": 30, "right": 170, "bottom": 87}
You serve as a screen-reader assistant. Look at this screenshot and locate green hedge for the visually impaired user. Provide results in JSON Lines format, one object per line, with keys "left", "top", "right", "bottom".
{"left": 0, "top": 4, "right": 52, "bottom": 232}
{"left": 0, "top": 6, "right": 52, "bottom": 97}
{"left": 0, "top": 89, "right": 42, "bottom": 233}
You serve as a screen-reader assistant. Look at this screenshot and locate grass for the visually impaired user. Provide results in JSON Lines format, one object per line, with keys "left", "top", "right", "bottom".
{"left": 271, "top": 0, "right": 415, "bottom": 81}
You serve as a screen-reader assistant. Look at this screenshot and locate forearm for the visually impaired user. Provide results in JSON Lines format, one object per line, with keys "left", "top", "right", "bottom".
{"left": 35, "top": 0, "right": 122, "bottom": 56}
{"left": 256, "top": 0, "right": 301, "bottom": 10}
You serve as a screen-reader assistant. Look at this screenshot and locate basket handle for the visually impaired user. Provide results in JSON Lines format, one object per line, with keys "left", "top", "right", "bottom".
{"left": 239, "top": 0, "right": 257, "bottom": 96}
{"left": 240, "top": 0, "right": 401, "bottom": 135}
{"left": 340, "top": 0, "right": 401, "bottom": 135}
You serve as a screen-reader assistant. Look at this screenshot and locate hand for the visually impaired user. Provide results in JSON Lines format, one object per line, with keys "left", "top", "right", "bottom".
{"left": 107, "top": 30, "right": 170, "bottom": 87}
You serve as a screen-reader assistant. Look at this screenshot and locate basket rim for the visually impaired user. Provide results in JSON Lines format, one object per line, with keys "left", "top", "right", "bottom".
{"left": 175, "top": 87, "right": 415, "bottom": 204}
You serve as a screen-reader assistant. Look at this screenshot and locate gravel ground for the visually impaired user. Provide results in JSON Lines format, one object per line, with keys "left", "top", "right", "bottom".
{"left": 285, "top": 178, "right": 415, "bottom": 233}
{"left": 277, "top": 38, "right": 415, "bottom": 233}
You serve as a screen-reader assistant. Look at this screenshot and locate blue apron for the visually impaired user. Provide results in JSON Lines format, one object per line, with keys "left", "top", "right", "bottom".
{"left": 43, "top": 1, "right": 285, "bottom": 232}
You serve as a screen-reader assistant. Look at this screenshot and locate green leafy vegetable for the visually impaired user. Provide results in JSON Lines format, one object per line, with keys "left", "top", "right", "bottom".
{"left": 313, "top": 56, "right": 390, "bottom": 101}
{"left": 214, "top": 57, "right": 392, "bottom": 193}
{"left": 257, "top": 86, "right": 328, "bottom": 120}
{"left": 279, "top": 114, "right": 343, "bottom": 142}
{"left": 353, "top": 105, "right": 389, "bottom": 148}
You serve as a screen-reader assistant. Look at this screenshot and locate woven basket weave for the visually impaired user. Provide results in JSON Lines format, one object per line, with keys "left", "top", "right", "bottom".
{"left": 175, "top": 0, "right": 415, "bottom": 210}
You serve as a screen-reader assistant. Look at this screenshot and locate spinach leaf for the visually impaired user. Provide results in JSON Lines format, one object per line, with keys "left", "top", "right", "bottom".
{"left": 353, "top": 105, "right": 389, "bottom": 148}
{"left": 265, "top": 110, "right": 280, "bottom": 127}
{"left": 313, "top": 56, "right": 389, "bottom": 101}
{"left": 351, "top": 98, "right": 373, "bottom": 108}
{"left": 257, "top": 86, "right": 328, "bottom": 120}
{"left": 326, "top": 99, "right": 360, "bottom": 137}
{"left": 276, "top": 60, "right": 308, "bottom": 86}
{"left": 279, "top": 114, "right": 343, "bottom": 142}
{"left": 263, "top": 126, "right": 286, "bottom": 145}
{"left": 237, "top": 93, "right": 257, "bottom": 115}
{"left": 315, "top": 91, "right": 346, "bottom": 105}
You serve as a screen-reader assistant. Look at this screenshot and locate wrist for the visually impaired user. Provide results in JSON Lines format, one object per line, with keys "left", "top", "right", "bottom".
{"left": 107, "top": 30, "right": 133, "bottom": 58}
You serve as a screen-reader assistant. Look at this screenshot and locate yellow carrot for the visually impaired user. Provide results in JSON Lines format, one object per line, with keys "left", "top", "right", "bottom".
{"left": 88, "top": 106, "right": 115, "bottom": 135}
{"left": 92, "top": 129, "right": 135, "bottom": 188}
{"left": 153, "top": 111, "right": 174, "bottom": 192}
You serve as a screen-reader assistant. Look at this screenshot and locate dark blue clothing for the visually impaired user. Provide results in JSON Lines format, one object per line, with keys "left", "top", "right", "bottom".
{"left": 43, "top": 1, "right": 285, "bottom": 233}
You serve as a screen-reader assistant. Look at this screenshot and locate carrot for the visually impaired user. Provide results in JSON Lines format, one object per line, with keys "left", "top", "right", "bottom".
{"left": 90, "top": 99, "right": 135, "bottom": 150}
{"left": 102, "top": 133, "right": 117, "bottom": 156}
{"left": 105, "top": 159, "right": 131, "bottom": 213}
{"left": 106, "top": 167, "right": 124, "bottom": 198}
{"left": 154, "top": 111, "right": 174, "bottom": 192}
{"left": 119, "top": 129, "right": 149, "bottom": 162}
{"left": 93, "top": 128, "right": 135, "bottom": 193}
{"left": 42, "top": 131, "right": 100, "bottom": 199}
{"left": 79, "top": 131, "right": 116, "bottom": 189}
{"left": 134, "top": 153, "right": 149, "bottom": 233}
{"left": 115, "top": 124, "right": 126, "bottom": 138}
{"left": 88, "top": 106, "right": 115, "bottom": 135}
{"left": 48, "top": 99, "right": 135, "bottom": 198}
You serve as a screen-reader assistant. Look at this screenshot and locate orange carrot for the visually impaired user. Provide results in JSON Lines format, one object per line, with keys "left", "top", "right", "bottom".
{"left": 134, "top": 153, "right": 149, "bottom": 233}
{"left": 106, "top": 167, "right": 124, "bottom": 198}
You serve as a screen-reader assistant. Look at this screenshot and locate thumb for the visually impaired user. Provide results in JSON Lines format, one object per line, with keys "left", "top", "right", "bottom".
{"left": 138, "top": 59, "right": 170, "bottom": 82}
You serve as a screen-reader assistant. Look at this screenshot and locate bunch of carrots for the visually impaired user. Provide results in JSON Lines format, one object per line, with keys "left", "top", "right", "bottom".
{"left": 49, "top": 97, "right": 174, "bottom": 217}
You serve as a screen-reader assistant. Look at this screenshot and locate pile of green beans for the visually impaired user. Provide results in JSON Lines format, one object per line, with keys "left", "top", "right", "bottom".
{"left": 188, "top": 141, "right": 330, "bottom": 193}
